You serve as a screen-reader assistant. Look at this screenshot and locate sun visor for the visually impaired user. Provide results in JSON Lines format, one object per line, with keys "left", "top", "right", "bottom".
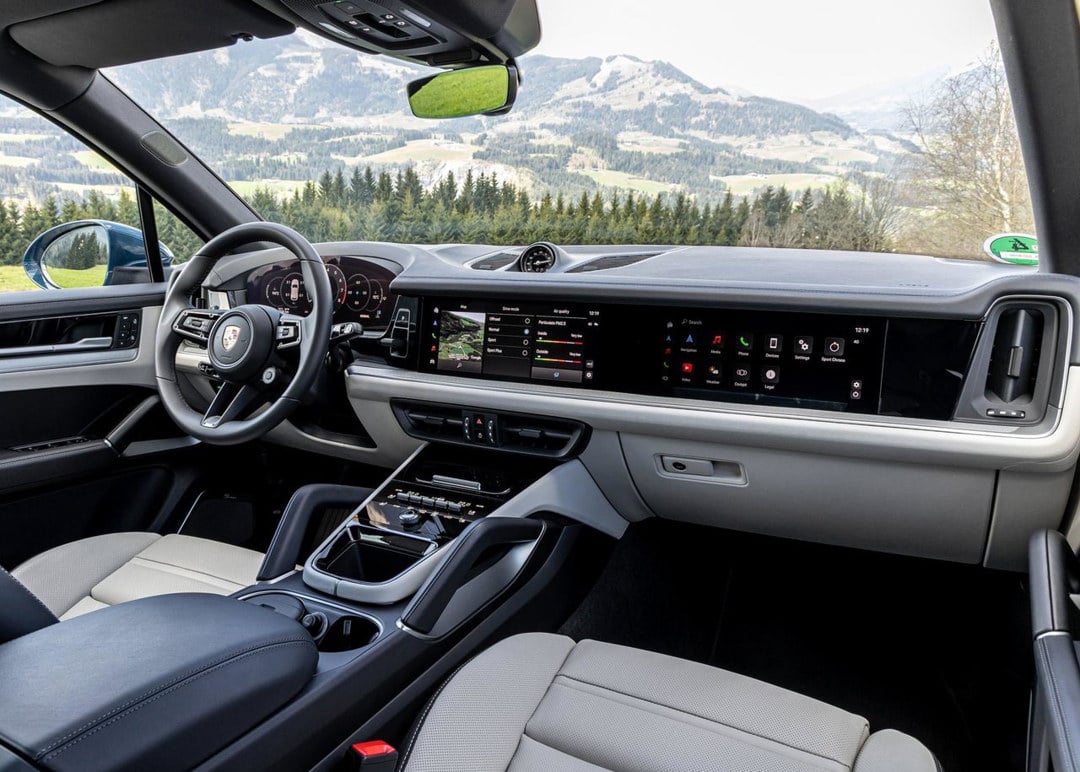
{"left": 9, "top": 0, "right": 295, "bottom": 69}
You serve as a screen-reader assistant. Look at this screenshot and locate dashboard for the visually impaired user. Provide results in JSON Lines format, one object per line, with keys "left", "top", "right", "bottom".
{"left": 245, "top": 255, "right": 398, "bottom": 331}
{"left": 190, "top": 238, "right": 1080, "bottom": 573}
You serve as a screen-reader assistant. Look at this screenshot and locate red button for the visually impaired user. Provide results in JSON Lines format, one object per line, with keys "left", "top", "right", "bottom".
{"left": 681, "top": 362, "right": 694, "bottom": 374}
{"left": 352, "top": 741, "right": 396, "bottom": 758}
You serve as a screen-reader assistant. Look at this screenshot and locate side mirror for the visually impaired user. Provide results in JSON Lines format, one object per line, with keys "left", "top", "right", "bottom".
{"left": 407, "top": 64, "right": 518, "bottom": 119}
{"left": 22, "top": 220, "right": 174, "bottom": 290}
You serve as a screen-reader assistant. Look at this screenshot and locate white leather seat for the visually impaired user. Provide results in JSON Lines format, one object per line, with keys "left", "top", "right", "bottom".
{"left": 11, "top": 533, "right": 264, "bottom": 620}
{"left": 401, "top": 633, "right": 939, "bottom": 772}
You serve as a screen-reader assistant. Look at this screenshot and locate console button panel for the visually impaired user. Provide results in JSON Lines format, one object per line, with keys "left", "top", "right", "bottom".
{"left": 352, "top": 446, "right": 558, "bottom": 545}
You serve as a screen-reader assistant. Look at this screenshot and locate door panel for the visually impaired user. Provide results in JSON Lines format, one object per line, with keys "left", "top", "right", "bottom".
{"left": 0, "top": 284, "right": 184, "bottom": 569}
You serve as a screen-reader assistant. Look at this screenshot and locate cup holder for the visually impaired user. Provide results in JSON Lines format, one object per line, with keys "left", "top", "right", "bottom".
{"left": 313, "top": 524, "right": 436, "bottom": 584}
{"left": 319, "top": 615, "right": 380, "bottom": 652}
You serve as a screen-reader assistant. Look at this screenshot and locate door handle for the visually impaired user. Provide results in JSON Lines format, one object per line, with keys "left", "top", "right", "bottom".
{"left": 0, "top": 337, "right": 114, "bottom": 358}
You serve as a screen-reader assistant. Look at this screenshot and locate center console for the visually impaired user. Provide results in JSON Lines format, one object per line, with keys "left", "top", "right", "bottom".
{"left": 301, "top": 445, "right": 559, "bottom": 604}
{"left": 191, "top": 437, "right": 604, "bottom": 771}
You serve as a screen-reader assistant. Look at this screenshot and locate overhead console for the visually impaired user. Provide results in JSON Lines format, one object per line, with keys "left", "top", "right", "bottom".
{"left": 414, "top": 296, "right": 1065, "bottom": 425}
{"left": 267, "top": 0, "right": 540, "bottom": 67}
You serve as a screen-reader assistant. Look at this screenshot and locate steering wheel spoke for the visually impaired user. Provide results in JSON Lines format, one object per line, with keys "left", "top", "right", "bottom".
{"left": 276, "top": 314, "right": 304, "bottom": 350}
{"left": 173, "top": 308, "right": 223, "bottom": 346}
{"left": 201, "top": 382, "right": 263, "bottom": 429}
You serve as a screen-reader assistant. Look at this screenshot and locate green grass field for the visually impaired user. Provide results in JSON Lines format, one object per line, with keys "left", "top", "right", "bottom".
{"left": 580, "top": 169, "right": 678, "bottom": 196}
{"left": 228, "top": 179, "right": 308, "bottom": 198}
{"left": 71, "top": 150, "right": 115, "bottom": 170}
{"left": 0, "top": 265, "right": 40, "bottom": 293}
{"left": 0, "top": 153, "right": 38, "bottom": 168}
{"left": 357, "top": 139, "right": 475, "bottom": 165}
{"left": 47, "top": 264, "right": 108, "bottom": 288}
{"left": 0, "top": 264, "right": 106, "bottom": 293}
{"left": 719, "top": 173, "right": 838, "bottom": 196}
{"left": 409, "top": 67, "right": 507, "bottom": 119}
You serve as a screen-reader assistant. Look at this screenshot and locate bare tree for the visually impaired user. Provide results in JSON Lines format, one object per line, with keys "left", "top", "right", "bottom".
{"left": 854, "top": 175, "right": 902, "bottom": 253}
{"left": 903, "top": 44, "right": 1035, "bottom": 258}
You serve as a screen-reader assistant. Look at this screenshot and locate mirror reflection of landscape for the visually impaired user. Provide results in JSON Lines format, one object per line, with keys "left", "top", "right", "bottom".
{"left": 41, "top": 225, "right": 109, "bottom": 289}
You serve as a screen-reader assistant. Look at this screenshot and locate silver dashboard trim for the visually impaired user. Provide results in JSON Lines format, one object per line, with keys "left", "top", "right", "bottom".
{"left": 345, "top": 363, "right": 1080, "bottom": 472}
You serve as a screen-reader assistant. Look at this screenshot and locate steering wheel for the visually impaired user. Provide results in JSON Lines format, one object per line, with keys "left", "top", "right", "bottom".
{"left": 155, "top": 222, "right": 333, "bottom": 445}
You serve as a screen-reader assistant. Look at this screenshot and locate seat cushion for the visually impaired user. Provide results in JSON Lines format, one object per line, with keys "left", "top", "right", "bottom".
{"left": 12, "top": 532, "right": 265, "bottom": 619}
{"left": 401, "top": 633, "right": 938, "bottom": 772}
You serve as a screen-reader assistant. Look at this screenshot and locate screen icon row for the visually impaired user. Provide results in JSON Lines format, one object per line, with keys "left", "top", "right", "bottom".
{"left": 674, "top": 333, "right": 844, "bottom": 355}
{"left": 680, "top": 363, "right": 780, "bottom": 385}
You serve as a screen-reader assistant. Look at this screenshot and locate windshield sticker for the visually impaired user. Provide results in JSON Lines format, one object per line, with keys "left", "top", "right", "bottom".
{"left": 983, "top": 234, "right": 1039, "bottom": 266}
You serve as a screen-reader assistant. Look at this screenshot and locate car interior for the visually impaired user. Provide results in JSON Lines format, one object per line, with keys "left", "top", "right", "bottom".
{"left": 1, "top": 0, "right": 1080, "bottom": 771}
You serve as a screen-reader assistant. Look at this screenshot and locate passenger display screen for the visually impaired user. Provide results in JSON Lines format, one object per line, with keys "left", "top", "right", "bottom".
{"left": 427, "top": 300, "right": 602, "bottom": 385}
{"left": 656, "top": 310, "right": 886, "bottom": 413}
{"left": 420, "top": 299, "right": 892, "bottom": 414}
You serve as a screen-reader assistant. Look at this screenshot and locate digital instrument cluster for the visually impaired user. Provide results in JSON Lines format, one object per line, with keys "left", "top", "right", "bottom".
{"left": 245, "top": 256, "right": 398, "bottom": 330}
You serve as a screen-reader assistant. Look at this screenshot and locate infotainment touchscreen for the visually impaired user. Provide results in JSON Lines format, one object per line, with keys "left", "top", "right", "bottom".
{"left": 656, "top": 310, "right": 886, "bottom": 413}
{"left": 426, "top": 300, "right": 603, "bottom": 386}
{"left": 419, "top": 298, "right": 893, "bottom": 414}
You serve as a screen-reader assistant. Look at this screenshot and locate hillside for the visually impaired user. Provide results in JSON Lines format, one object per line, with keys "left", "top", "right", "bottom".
{"left": 1, "top": 30, "right": 913, "bottom": 205}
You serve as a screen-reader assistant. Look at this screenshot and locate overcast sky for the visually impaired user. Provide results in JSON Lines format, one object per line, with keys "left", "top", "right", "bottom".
{"left": 529, "top": 0, "right": 999, "bottom": 101}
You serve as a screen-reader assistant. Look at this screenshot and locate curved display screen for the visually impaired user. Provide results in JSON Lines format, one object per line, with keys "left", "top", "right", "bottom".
{"left": 245, "top": 256, "right": 398, "bottom": 330}
{"left": 419, "top": 297, "right": 981, "bottom": 417}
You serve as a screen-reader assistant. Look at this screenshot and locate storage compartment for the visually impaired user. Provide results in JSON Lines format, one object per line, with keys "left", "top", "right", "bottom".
{"left": 620, "top": 433, "right": 996, "bottom": 563}
{"left": 313, "top": 524, "right": 436, "bottom": 584}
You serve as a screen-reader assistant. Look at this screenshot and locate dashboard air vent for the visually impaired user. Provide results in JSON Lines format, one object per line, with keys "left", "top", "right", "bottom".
{"left": 566, "top": 252, "right": 661, "bottom": 273}
{"left": 986, "top": 307, "right": 1043, "bottom": 403}
{"left": 953, "top": 299, "right": 1059, "bottom": 425}
{"left": 392, "top": 401, "right": 588, "bottom": 458}
{"left": 470, "top": 251, "right": 520, "bottom": 271}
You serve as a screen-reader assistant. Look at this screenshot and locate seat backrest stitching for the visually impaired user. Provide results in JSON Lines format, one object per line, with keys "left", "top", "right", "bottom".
{"left": 503, "top": 640, "right": 578, "bottom": 772}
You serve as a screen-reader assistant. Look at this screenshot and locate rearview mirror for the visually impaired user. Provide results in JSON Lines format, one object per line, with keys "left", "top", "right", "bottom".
{"left": 407, "top": 65, "right": 518, "bottom": 119}
{"left": 22, "top": 220, "right": 174, "bottom": 290}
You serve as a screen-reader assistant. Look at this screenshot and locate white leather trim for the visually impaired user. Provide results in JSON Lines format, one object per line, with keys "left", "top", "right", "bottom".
{"left": 13, "top": 533, "right": 264, "bottom": 618}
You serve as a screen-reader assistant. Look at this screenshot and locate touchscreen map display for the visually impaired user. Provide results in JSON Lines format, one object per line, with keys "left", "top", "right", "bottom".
{"left": 427, "top": 300, "right": 602, "bottom": 385}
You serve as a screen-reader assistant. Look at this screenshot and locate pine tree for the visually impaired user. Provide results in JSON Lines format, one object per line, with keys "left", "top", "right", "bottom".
{"left": 331, "top": 169, "right": 347, "bottom": 207}
{"left": 317, "top": 171, "right": 334, "bottom": 203}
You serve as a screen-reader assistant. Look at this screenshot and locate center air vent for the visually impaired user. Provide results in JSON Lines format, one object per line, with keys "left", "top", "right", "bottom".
{"left": 392, "top": 401, "right": 588, "bottom": 458}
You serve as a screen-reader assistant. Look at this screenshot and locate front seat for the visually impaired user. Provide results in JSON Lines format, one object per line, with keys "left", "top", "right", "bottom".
{"left": 400, "top": 633, "right": 939, "bottom": 771}
{"left": 10, "top": 532, "right": 264, "bottom": 620}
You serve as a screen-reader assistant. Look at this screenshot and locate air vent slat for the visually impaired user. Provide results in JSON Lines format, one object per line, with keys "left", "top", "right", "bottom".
{"left": 469, "top": 252, "right": 519, "bottom": 271}
{"left": 566, "top": 252, "right": 661, "bottom": 273}
{"left": 986, "top": 307, "right": 1042, "bottom": 403}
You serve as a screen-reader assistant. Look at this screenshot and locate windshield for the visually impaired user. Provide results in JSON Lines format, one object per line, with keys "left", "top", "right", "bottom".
{"left": 102, "top": 1, "right": 1039, "bottom": 259}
